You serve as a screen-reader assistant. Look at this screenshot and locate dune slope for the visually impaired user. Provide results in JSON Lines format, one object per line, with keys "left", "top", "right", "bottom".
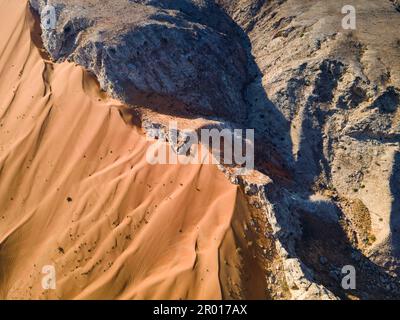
{"left": 0, "top": 0, "right": 271, "bottom": 300}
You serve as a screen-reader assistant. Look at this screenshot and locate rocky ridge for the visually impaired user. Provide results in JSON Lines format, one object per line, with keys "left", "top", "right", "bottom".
{"left": 30, "top": 0, "right": 400, "bottom": 299}
{"left": 30, "top": 0, "right": 253, "bottom": 120}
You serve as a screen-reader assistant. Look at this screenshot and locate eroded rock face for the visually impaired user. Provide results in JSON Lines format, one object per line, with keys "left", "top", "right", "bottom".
{"left": 217, "top": 0, "right": 400, "bottom": 299}
{"left": 30, "top": 0, "right": 252, "bottom": 120}
{"left": 31, "top": 0, "right": 400, "bottom": 299}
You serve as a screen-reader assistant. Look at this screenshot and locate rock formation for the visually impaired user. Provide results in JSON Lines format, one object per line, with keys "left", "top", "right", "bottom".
{"left": 28, "top": 0, "right": 400, "bottom": 299}
{"left": 30, "top": 0, "right": 253, "bottom": 121}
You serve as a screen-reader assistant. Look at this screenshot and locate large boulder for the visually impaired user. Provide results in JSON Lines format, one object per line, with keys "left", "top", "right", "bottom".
{"left": 30, "top": 0, "right": 251, "bottom": 120}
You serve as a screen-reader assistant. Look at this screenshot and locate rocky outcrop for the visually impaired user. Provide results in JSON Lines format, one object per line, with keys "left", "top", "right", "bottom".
{"left": 217, "top": 0, "right": 400, "bottom": 299}
{"left": 236, "top": 173, "right": 338, "bottom": 300}
{"left": 31, "top": 0, "right": 400, "bottom": 299}
{"left": 30, "top": 0, "right": 252, "bottom": 120}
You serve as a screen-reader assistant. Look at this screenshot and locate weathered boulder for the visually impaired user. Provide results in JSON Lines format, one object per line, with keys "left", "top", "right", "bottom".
{"left": 30, "top": 0, "right": 251, "bottom": 120}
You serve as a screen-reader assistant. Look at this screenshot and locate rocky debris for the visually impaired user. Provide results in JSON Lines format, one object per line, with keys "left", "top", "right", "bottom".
{"left": 30, "top": 0, "right": 252, "bottom": 120}
{"left": 282, "top": 257, "right": 336, "bottom": 300}
{"left": 142, "top": 118, "right": 251, "bottom": 163}
{"left": 224, "top": 170, "right": 338, "bottom": 300}
{"left": 217, "top": 0, "right": 400, "bottom": 298}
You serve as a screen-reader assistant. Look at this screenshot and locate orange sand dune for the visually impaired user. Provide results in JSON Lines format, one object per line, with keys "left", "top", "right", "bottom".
{"left": 0, "top": 0, "right": 267, "bottom": 300}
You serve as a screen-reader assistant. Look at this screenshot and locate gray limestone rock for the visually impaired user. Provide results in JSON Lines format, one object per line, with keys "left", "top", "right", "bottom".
{"left": 30, "top": 0, "right": 252, "bottom": 120}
